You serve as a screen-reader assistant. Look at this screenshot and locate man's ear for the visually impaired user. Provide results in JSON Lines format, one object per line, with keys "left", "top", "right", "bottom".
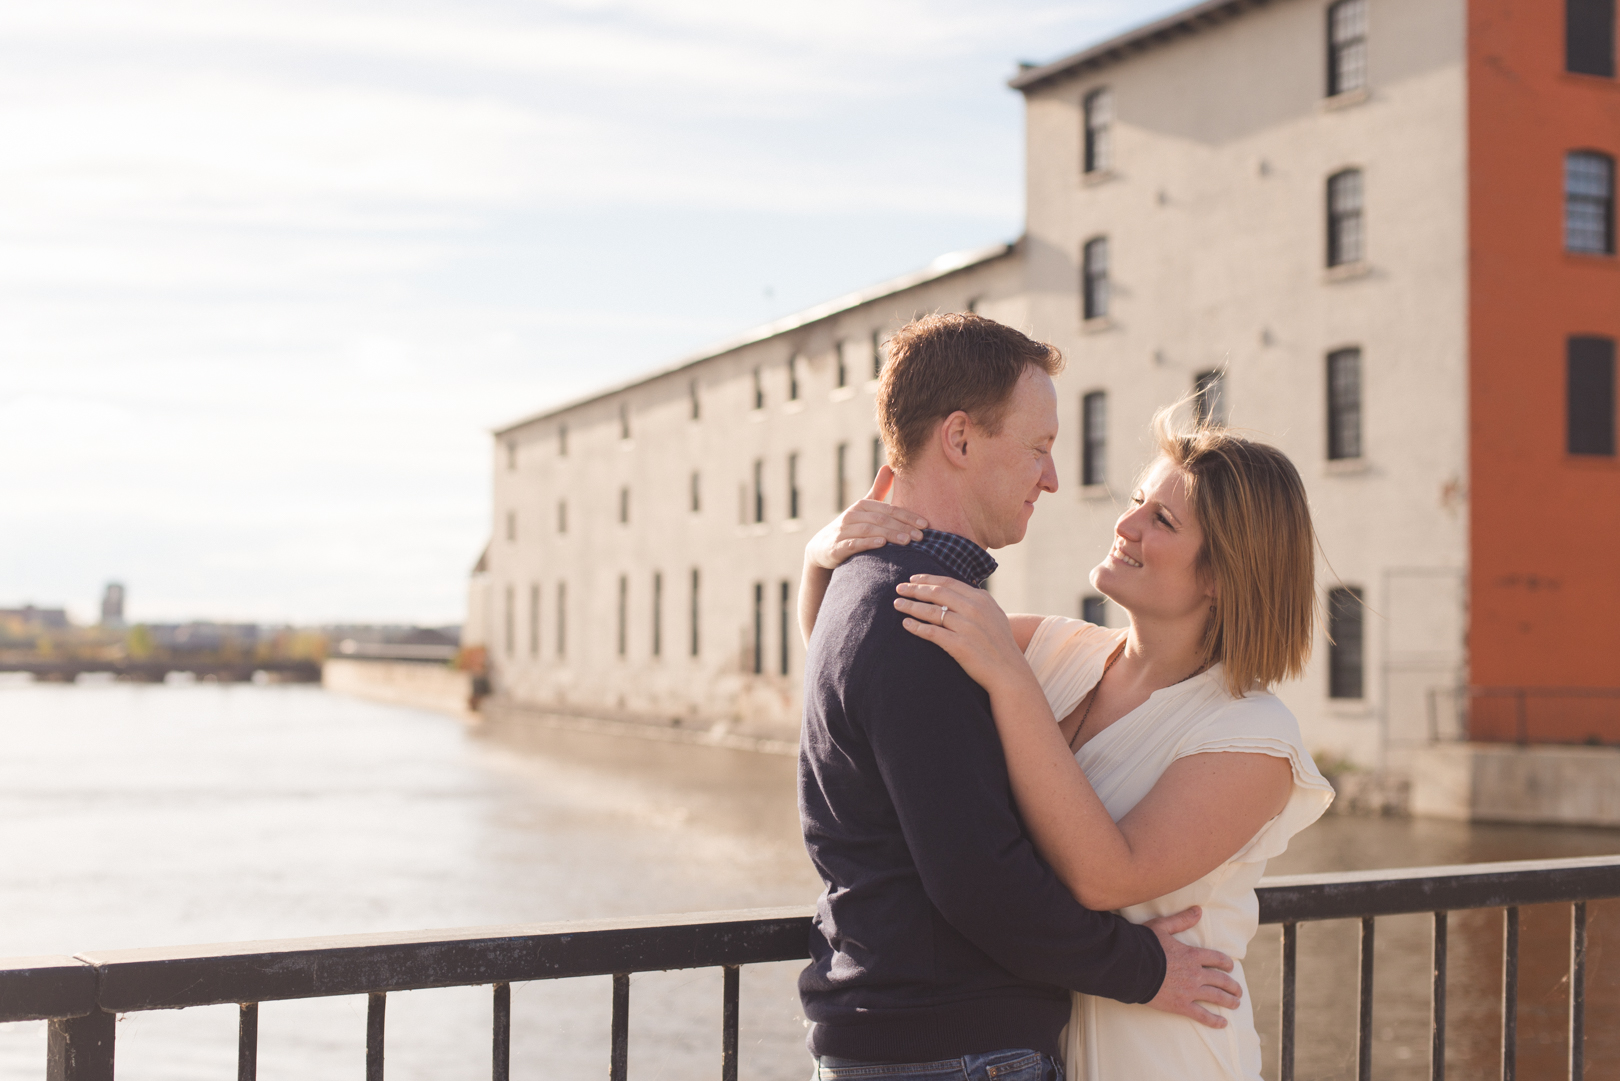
{"left": 938, "top": 410, "right": 972, "bottom": 468}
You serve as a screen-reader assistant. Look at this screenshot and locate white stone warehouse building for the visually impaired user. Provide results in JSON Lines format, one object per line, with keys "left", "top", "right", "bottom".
{"left": 474, "top": 0, "right": 1616, "bottom": 814}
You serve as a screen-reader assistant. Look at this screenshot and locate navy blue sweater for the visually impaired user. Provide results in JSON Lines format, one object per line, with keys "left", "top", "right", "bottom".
{"left": 797, "top": 544, "right": 1166, "bottom": 1063}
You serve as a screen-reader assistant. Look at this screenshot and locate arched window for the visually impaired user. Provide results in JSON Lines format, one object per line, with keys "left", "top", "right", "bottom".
{"left": 1327, "top": 169, "right": 1364, "bottom": 266}
{"left": 1083, "top": 88, "right": 1112, "bottom": 174}
{"left": 1566, "top": 151, "right": 1615, "bottom": 254}
{"left": 1082, "top": 237, "right": 1109, "bottom": 319}
{"left": 1327, "top": 0, "right": 1369, "bottom": 96}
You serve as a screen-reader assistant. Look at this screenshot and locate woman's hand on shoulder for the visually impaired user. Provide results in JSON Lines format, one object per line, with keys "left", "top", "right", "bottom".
{"left": 805, "top": 466, "right": 928, "bottom": 570}
{"left": 894, "top": 575, "right": 1033, "bottom": 694}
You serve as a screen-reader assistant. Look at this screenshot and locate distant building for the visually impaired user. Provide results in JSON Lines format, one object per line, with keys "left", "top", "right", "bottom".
{"left": 100, "top": 582, "right": 126, "bottom": 628}
{"left": 0, "top": 606, "right": 71, "bottom": 632}
{"left": 481, "top": 0, "right": 1620, "bottom": 772}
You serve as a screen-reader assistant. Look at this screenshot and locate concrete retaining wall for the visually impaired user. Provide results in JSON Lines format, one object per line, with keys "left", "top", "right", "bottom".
{"left": 1409, "top": 743, "right": 1620, "bottom": 827}
{"left": 322, "top": 658, "right": 475, "bottom": 722}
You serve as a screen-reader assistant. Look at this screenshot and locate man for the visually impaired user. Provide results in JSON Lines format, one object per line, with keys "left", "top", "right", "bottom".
{"left": 797, "top": 314, "right": 1240, "bottom": 1080}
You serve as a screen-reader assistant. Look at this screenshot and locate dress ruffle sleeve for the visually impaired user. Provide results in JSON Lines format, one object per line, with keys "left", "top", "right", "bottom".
{"left": 1023, "top": 615, "right": 1128, "bottom": 722}
{"left": 1170, "top": 694, "right": 1335, "bottom": 864}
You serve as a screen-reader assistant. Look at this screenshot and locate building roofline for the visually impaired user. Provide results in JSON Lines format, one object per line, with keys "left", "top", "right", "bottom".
{"left": 492, "top": 240, "right": 1017, "bottom": 436}
{"left": 1008, "top": 0, "right": 1269, "bottom": 93}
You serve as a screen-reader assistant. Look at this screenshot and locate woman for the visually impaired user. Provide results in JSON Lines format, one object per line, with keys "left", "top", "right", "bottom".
{"left": 799, "top": 413, "right": 1333, "bottom": 1080}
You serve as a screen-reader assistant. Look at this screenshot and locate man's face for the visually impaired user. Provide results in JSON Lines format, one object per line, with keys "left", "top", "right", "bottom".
{"left": 964, "top": 367, "right": 1060, "bottom": 549}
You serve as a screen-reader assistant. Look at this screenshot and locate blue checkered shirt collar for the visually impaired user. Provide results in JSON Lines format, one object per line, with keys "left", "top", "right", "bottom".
{"left": 909, "top": 529, "right": 998, "bottom": 588}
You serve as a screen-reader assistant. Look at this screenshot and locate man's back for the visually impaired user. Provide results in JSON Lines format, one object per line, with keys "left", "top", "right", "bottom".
{"left": 798, "top": 543, "right": 1164, "bottom": 1064}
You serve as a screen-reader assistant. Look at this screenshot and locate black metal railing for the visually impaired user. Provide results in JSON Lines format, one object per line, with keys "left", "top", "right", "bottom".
{"left": 2, "top": 856, "right": 1617, "bottom": 1080}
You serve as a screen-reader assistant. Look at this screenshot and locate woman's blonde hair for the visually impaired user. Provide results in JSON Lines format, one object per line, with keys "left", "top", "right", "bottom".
{"left": 1151, "top": 408, "right": 1317, "bottom": 698}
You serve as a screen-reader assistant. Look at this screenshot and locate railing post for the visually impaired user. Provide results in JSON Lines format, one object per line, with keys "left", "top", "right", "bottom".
{"left": 238, "top": 1002, "right": 259, "bottom": 1081}
{"left": 1432, "top": 912, "right": 1447, "bottom": 1081}
{"left": 1279, "top": 922, "right": 1296, "bottom": 1081}
{"left": 367, "top": 991, "right": 386, "bottom": 1081}
{"left": 721, "top": 965, "right": 739, "bottom": 1081}
{"left": 1502, "top": 907, "right": 1518, "bottom": 1081}
{"left": 1357, "top": 916, "right": 1374, "bottom": 1081}
{"left": 1569, "top": 902, "right": 1586, "bottom": 1081}
{"left": 610, "top": 973, "right": 630, "bottom": 1081}
{"left": 46, "top": 1010, "right": 115, "bottom": 1081}
{"left": 492, "top": 983, "right": 510, "bottom": 1081}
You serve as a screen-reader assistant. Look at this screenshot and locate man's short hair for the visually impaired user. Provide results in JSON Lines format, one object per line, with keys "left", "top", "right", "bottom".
{"left": 876, "top": 313, "right": 1064, "bottom": 472}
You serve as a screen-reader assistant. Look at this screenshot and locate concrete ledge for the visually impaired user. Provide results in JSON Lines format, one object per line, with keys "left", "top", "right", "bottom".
{"left": 322, "top": 658, "right": 475, "bottom": 722}
{"left": 480, "top": 697, "right": 797, "bottom": 756}
{"left": 1410, "top": 743, "right": 1620, "bottom": 827}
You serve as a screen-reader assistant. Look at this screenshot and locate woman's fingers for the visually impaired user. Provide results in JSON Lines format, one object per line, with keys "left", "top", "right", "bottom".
{"left": 893, "top": 598, "right": 949, "bottom": 622}
{"left": 863, "top": 464, "right": 895, "bottom": 504}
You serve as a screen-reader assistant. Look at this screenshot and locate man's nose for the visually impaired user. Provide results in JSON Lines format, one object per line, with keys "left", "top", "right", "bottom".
{"left": 1040, "top": 454, "right": 1059, "bottom": 494}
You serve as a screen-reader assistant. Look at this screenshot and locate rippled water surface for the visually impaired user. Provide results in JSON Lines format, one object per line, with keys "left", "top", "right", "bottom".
{"left": 1, "top": 681, "right": 1617, "bottom": 1080}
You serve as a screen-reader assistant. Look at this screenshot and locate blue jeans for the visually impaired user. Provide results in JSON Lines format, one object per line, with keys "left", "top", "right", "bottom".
{"left": 813, "top": 1048, "right": 1060, "bottom": 1081}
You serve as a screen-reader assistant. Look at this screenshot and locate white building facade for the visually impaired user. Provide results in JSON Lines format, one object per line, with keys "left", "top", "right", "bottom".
{"left": 477, "top": 0, "right": 1472, "bottom": 770}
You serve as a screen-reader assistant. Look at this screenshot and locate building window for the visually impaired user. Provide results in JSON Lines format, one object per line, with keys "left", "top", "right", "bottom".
{"left": 752, "top": 459, "right": 765, "bottom": 523}
{"left": 871, "top": 436, "right": 885, "bottom": 481}
{"left": 752, "top": 582, "right": 764, "bottom": 675}
{"left": 556, "top": 582, "right": 566, "bottom": 658}
{"left": 619, "top": 486, "right": 630, "bottom": 525}
{"left": 1569, "top": 336, "right": 1617, "bottom": 455}
{"left": 1566, "top": 151, "right": 1615, "bottom": 255}
{"left": 788, "top": 453, "right": 801, "bottom": 520}
{"left": 506, "top": 441, "right": 517, "bottom": 470}
{"left": 1082, "top": 237, "right": 1109, "bottom": 320}
{"left": 652, "top": 571, "right": 663, "bottom": 658}
{"left": 690, "top": 379, "right": 701, "bottom": 420}
{"left": 619, "top": 402, "right": 630, "bottom": 440}
{"left": 559, "top": 423, "right": 567, "bottom": 457}
{"left": 503, "top": 584, "right": 514, "bottom": 658}
{"left": 1327, "top": 348, "right": 1363, "bottom": 460}
{"left": 1081, "top": 595, "right": 1107, "bottom": 626}
{"left": 528, "top": 583, "right": 540, "bottom": 658}
{"left": 1194, "top": 370, "right": 1229, "bottom": 427}
{"left": 836, "top": 341, "right": 849, "bottom": 388}
{"left": 752, "top": 367, "right": 764, "bottom": 409}
{"left": 872, "top": 330, "right": 885, "bottom": 379}
{"left": 690, "top": 471, "right": 701, "bottom": 513}
{"left": 1327, "top": 169, "right": 1364, "bottom": 266}
{"left": 689, "top": 568, "right": 701, "bottom": 657}
{"left": 835, "top": 442, "right": 849, "bottom": 509}
{"left": 1328, "top": 586, "right": 1364, "bottom": 699}
{"left": 1083, "top": 88, "right": 1112, "bottom": 174}
{"left": 788, "top": 354, "right": 800, "bottom": 400}
{"left": 1081, "top": 391, "right": 1107, "bottom": 486}
{"left": 557, "top": 500, "right": 567, "bottom": 534}
{"left": 1327, "top": 0, "right": 1368, "bottom": 96}
{"left": 506, "top": 510, "right": 516, "bottom": 542}
{"left": 779, "top": 580, "right": 791, "bottom": 676}
{"left": 1568, "top": 0, "right": 1616, "bottom": 77}
{"left": 616, "top": 575, "right": 628, "bottom": 657}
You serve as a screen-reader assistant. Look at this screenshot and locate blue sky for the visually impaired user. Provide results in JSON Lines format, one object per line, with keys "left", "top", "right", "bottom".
{"left": 0, "top": 0, "right": 1190, "bottom": 624}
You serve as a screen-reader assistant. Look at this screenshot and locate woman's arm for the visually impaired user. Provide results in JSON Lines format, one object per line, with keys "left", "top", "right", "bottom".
{"left": 895, "top": 575, "right": 1292, "bottom": 911}
{"left": 797, "top": 467, "right": 929, "bottom": 645}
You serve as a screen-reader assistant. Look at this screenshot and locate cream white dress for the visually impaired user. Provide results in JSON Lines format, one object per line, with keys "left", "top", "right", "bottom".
{"left": 1023, "top": 616, "right": 1334, "bottom": 1081}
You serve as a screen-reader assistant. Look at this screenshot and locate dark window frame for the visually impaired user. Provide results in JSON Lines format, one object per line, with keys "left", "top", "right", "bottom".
{"left": 555, "top": 581, "right": 566, "bottom": 659}
{"left": 1565, "top": 150, "right": 1616, "bottom": 255}
{"left": 1083, "top": 87, "right": 1112, "bottom": 174}
{"left": 1081, "top": 390, "right": 1107, "bottom": 486}
{"left": 651, "top": 571, "right": 662, "bottom": 658}
{"left": 787, "top": 355, "right": 800, "bottom": 401}
{"left": 778, "top": 580, "right": 791, "bottom": 677}
{"left": 1327, "top": 169, "right": 1365, "bottom": 267}
{"left": 835, "top": 442, "right": 849, "bottom": 509}
{"left": 1082, "top": 237, "right": 1109, "bottom": 320}
{"left": 689, "top": 568, "right": 701, "bottom": 657}
{"left": 752, "top": 582, "right": 764, "bottom": 675}
{"left": 1327, "top": 347, "right": 1363, "bottom": 460}
{"left": 616, "top": 575, "right": 628, "bottom": 658}
{"left": 1567, "top": 0, "right": 1617, "bottom": 77}
{"left": 1194, "top": 370, "right": 1228, "bottom": 427}
{"left": 1081, "top": 595, "right": 1107, "bottom": 627}
{"left": 752, "top": 459, "right": 765, "bottom": 523}
{"left": 528, "top": 583, "right": 540, "bottom": 659}
{"left": 788, "top": 452, "right": 800, "bottom": 520}
{"left": 1327, "top": 0, "right": 1369, "bottom": 97}
{"left": 1328, "top": 586, "right": 1365, "bottom": 699}
{"left": 1569, "top": 336, "right": 1617, "bottom": 455}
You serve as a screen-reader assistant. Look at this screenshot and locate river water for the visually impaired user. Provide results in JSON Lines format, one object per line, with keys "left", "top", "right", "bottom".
{"left": 0, "top": 681, "right": 1615, "bottom": 1080}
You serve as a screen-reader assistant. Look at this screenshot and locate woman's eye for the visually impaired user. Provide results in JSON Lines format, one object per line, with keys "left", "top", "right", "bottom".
{"left": 1156, "top": 513, "right": 1173, "bottom": 529}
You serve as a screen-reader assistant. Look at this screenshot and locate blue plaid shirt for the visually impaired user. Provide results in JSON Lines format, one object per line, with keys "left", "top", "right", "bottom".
{"left": 908, "top": 529, "right": 998, "bottom": 588}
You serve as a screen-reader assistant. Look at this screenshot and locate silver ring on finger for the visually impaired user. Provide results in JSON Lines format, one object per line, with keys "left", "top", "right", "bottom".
{"left": 938, "top": 605, "right": 948, "bottom": 625}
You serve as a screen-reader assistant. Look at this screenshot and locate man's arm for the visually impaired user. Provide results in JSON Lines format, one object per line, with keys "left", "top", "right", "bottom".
{"left": 859, "top": 620, "right": 1165, "bottom": 1001}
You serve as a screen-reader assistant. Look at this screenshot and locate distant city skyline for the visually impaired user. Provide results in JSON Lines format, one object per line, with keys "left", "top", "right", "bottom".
{"left": 0, "top": 0, "right": 1189, "bottom": 624}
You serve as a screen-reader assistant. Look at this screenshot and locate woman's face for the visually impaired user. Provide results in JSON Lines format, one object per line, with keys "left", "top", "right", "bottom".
{"left": 1090, "top": 458, "right": 1214, "bottom": 621}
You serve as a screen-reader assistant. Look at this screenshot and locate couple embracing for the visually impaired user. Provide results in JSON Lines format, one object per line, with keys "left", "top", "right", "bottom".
{"left": 794, "top": 314, "right": 1334, "bottom": 1081}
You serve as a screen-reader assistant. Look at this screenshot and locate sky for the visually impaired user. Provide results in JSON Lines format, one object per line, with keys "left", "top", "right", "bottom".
{"left": 0, "top": 0, "right": 1191, "bottom": 626}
